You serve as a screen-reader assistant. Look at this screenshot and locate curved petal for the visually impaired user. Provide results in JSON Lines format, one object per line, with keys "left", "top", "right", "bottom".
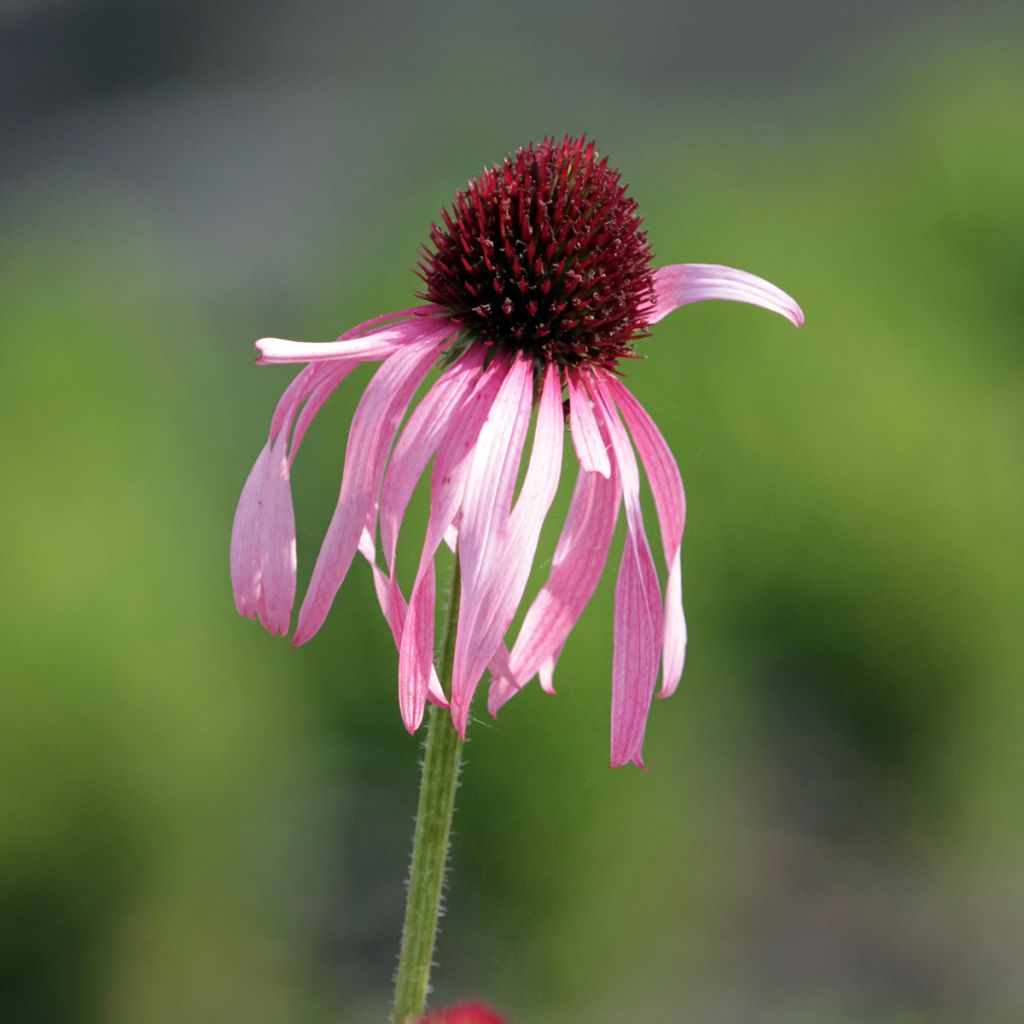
{"left": 235, "top": 312, "right": 450, "bottom": 640}
{"left": 567, "top": 369, "right": 611, "bottom": 478}
{"left": 233, "top": 360, "right": 356, "bottom": 636}
{"left": 293, "top": 337, "right": 442, "bottom": 646}
{"left": 357, "top": 529, "right": 448, "bottom": 708}
{"left": 230, "top": 435, "right": 296, "bottom": 636}
{"left": 587, "top": 372, "right": 662, "bottom": 769}
{"left": 450, "top": 360, "right": 564, "bottom": 737}
{"left": 648, "top": 263, "right": 804, "bottom": 328}
{"left": 256, "top": 312, "right": 451, "bottom": 364}
{"left": 398, "top": 355, "right": 512, "bottom": 733}
{"left": 447, "top": 356, "right": 534, "bottom": 734}
{"left": 488, "top": 457, "right": 621, "bottom": 716}
{"left": 604, "top": 375, "right": 688, "bottom": 697}
{"left": 379, "top": 345, "right": 486, "bottom": 571}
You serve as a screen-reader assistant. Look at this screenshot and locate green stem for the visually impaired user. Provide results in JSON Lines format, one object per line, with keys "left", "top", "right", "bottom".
{"left": 391, "top": 557, "right": 463, "bottom": 1024}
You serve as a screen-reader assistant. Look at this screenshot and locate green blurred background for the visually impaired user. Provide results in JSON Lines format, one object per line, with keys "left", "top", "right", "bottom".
{"left": 2, "top": 2, "right": 1022, "bottom": 1022}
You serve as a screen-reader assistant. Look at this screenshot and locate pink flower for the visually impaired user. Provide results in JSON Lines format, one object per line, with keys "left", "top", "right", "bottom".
{"left": 231, "top": 137, "right": 802, "bottom": 767}
{"left": 419, "top": 1003, "right": 506, "bottom": 1024}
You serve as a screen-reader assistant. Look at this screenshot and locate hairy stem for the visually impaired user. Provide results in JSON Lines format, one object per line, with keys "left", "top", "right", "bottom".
{"left": 391, "top": 558, "right": 463, "bottom": 1024}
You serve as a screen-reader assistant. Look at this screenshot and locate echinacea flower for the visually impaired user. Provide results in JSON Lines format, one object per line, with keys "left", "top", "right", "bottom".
{"left": 231, "top": 136, "right": 802, "bottom": 766}
{"left": 419, "top": 1003, "right": 506, "bottom": 1024}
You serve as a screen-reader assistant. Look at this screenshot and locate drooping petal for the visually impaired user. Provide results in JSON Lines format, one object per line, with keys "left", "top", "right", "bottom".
{"left": 648, "top": 263, "right": 804, "bottom": 328}
{"left": 448, "top": 358, "right": 535, "bottom": 732}
{"left": 234, "top": 315, "right": 448, "bottom": 636}
{"left": 488, "top": 457, "right": 621, "bottom": 716}
{"left": 231, "top": 441, "right": 271, "bottom": 621}
{"left": 230, "top": 436, "right": 296, "bottom": 636}
{"left": 451, "top": 361, "right": 564, "bottom": 737}
{"left": 398, "top": 356, "right": 511, "bottom": 733}
{"left": 588, "top": 372, "right": 662, "bottom": 768}
{"left": 357, "top": 529, "right": 448, "bottom": 708}
{"left": 609, "top": 530, "right": 661, "bottom": 769}
{"left": 233, "top": 360, "right": 357, "bottom": 636}
{"left": 379, "top": 345, "right": 486, "bottom": 571}
{"left": 293, "top": 336, "right": 444, "bottom": 645}
{"left": 455, "top": 356, "right": 535, "bottom": 589}
{"left": 604, "top": 375, "right": 688, "bottom": 697}
{"left": 567, "top": 369, "right": 611, "bottom": 478}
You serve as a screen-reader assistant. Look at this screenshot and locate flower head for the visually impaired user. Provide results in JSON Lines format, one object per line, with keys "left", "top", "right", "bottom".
{"left": 420, "top": 136, "right": 654, "bottom": 371}
{"left": 231, "top": 136, "right": 803, "bottom": 767}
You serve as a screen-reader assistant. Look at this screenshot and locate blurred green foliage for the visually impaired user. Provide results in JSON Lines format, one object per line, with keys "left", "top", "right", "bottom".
{"left": 2, "top": 22, "right": 1022, "bottom": 1024}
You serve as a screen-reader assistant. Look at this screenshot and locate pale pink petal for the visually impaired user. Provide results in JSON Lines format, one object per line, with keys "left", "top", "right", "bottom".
{"left": 448, "top": 358, "right": 535, "bottom": 732}
{"left": 538, "top": 656, "right": 557, "bottom": 694}
{"left": 230, "top": 436, "right": 296, "bottom": 636}
{"left": 451, "top": 361, "right": 564, "bottom": 737}
{"left": 605, "top": 376, "right": 688, "bottom": 697}
{"left": 231, "top": 442, "right": 271, "bottom": 621}
{"left": 379, "top": 345, "right": 486, "bottom": 571}
{"left": 255, "top": 315, "right": 450, "bottom": 365}
{"left": 357, "top": 529, "right": 448, "bottom": 708}
{"left": 488, "top": 459, "right": 621, "bottom": 716}
{"left": 648, "top": 263, "right": 804, "bottom": 328}
{"left": 233, "top": 365, "right": 345, "bottom": 636}
{"left": 567, "top": 370, "right": 611, "bottom": 478}
{"left": 588, "top": 374, "right": 662, "bottom": 768}
{"left": 455, "top": 356, "right": 535, "bottom": 589}
{"left": 234, "top": 312, "right": 452, "bottom": 640}
{"left": 609, "top": 535, "right": 661, "bottom": 769}
{"left": 425, "top": 356, "right": 512, "bottom": 557}
{"left": 398, "top": 558, "right": 439, "bottom": 731}
{"left": 293, "top": 339, "right": 441, "bottom": 645}
{"left": 398, "top": 357, "right": 512, "bottom": 733}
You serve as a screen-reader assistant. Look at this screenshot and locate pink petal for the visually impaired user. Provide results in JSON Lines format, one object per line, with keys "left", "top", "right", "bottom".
{"left": 293, "top": 339, "right": 441, "bottom": 646}
{"left": 451, "top": 361, "right": 564, "bottom": 737}
{"left": 538, "top": 655, "right": 558, "bottom": 694}
{"left": 379, "top": 345, "right": 486, "bottom": 571}
{"left": 604, "top": 376, "right": 688, "bottom": 697}
{"left": 233, "top": 362, "right": 349, "bottom": 636}
{"left": 448, "top": 358, "right": 535, "bottom": 732}
{"left": 268, "top": 309, "right": 435, "bottom": 440}
{"left": 255, "top": 313, "right": 451, "bottom": 364}
{"left": 609, "top": 534, "right": 661, "bottom": 770}
{"left": 648, "top": 263, "right": 804, "bottom": 328}
{"left": 234, "top": 312, "right": 449, "bottom": 640}
{"left": 230, "top": 436, "right": 296, "bottom": 636}
{"left": 455, "top": 357, "right": 535, "bottom": 589}
{"left": 588, "top": 373, "right": 662, "bottom": 768}
{"left": 357, "top": 529, "right": 448, "bottom": 708}
{"left": 398, "top": 356, "right": 512, "bottom": 733}
{"left": 488, "top": 459, "right": 621, "bottom": 716}
{"left": 427, "top": 356, "right": 513, "bottom": 556}
{"left": 567, "top": 370, "right": 611, "bottom": 478}
{"left": 398, "top": 558, "right": 439, "bottom": 731}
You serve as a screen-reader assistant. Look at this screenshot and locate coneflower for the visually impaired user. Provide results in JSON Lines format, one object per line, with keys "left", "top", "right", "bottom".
{"left": 231, "top": 135, "right": 802, "bottom": 767}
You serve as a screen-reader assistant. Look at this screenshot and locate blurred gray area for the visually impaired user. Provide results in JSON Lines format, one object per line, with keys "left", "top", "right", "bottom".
{"left": 2, "top": 0, "right": 1012, "bottom": 296}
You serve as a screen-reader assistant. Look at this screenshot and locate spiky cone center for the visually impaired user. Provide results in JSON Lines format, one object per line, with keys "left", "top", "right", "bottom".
{"left": 419, "top": 136, "right": 655, "bottom": 371}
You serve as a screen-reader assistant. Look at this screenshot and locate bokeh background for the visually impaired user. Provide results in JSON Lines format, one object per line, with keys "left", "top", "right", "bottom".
{"left": 3, "top": 2, "right": 1023, "bottom": 1022}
